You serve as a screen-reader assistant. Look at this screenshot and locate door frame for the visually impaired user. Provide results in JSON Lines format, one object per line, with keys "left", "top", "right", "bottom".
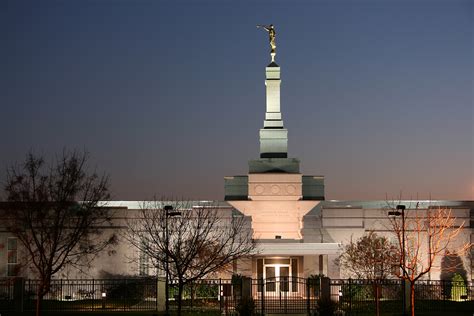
{"left": 263, "top": 258, "right": 294, "bottom": 293}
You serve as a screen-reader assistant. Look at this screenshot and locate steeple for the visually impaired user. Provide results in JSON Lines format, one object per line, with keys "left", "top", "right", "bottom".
{"left": 259, "top": 62, "right": 287, "bottom": 158}
{"left": 247, "top": 59, "right": 300, "bottom": 174}
{"left": 223, "top": 27, "right": 325, "bottom": 201}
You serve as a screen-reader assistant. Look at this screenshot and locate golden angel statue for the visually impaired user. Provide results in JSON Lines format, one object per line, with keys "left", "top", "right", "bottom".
{"left": 257, "top": 24, "right": 276, "bottom": 59}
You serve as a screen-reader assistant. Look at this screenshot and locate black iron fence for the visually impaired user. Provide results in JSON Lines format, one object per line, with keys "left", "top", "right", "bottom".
{"left": 0, "top": 278, "right": 157, "bottom": 312}
{"left": 414, "top": 279, "right": 473, "bottom": 315}
{"left": 252, "top": 277, "right": 317, "bottom": 315}
{"left": 1, "top": 277, "right": 474, "bottom": 314}
{"left": 330, "top": 279, "right": 474, "bottom": 316}
{"left": 0, "top": 278, "right": 15, "bottom": 312}
{"left": 168, "top": 278, "right": 226, "bottom": 312}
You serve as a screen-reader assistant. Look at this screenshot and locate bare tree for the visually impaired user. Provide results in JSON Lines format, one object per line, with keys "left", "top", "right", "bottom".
{"left": 339, "top": 231, "right": 398, "bottom": 280}
{"left": 125, "top": 199, "right": 255, "bottom": 316}
{"left": 387, "top": 202, "right": 471, "bottom": 316}
{"left": 339, "top": 231, "right": 398, "bottom": 316}
{"left": 1, "top": 151, "right": 116, "bottom": 316}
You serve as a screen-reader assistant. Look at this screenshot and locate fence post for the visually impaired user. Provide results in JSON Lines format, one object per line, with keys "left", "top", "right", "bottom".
{"left": 443, "top": 279, "right": 447, "bottom": 301}
{"left": 124, "top": 278, "right": 127, "bottom": 311}
{"left": 219, "top": 278, "right": 222, "bottom": 314}
{"left": 156, "top": 277, "right": 166, "bottom": 312}
{"left": 242, "top": 277, "right": 251, "bottom": 300}
{"left": 306, "top": 278, "right": 310, "bottom": 315}
{"left": 320, "top": 277, "right": 330, "bottom": 302}
{"left": 261, "top": 277, "right": 265, "bottom": 315}
{"left": 14, "top": 277, "right": 24, "bottom": 313}
{"left": 349, "top": 278, "right": 352, "bottom": 316}
{"left": 190, "top": 280, "right": 194, "bottom": 308}
{"left": 442, "top": 279, "right": 446, "bottom": 312}
{"left": 92, "top": 279, "right": 95, "bottom": 311}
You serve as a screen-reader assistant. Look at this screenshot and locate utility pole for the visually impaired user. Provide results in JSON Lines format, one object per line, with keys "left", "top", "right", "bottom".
{"left": 389, "top": 204, "right": 407, "bottom": 315}
{"left": 164, "top": 205, "right": 181, "bottom": 316}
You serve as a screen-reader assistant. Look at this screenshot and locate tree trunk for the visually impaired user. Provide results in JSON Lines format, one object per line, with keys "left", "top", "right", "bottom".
{"left": 374, "top": 283, "right": 380, "bottom": 316}
{"left": 190, "top": 282, "right": 194, "bottom": 308}
{"left": 177, "top": 282, "right": 184, "bottom": 316}
{"left": 36, "top": 286, "right": 44, "bottom": 316}
{"left": 410, "top": 282, "right": 415, "bottom": 316}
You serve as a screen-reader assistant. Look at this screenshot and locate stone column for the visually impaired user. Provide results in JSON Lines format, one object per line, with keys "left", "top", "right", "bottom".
{"left": 156, "top": 277, "right": 166, "bottom": 312}
{"left": 14, "top": 277, "right": 24, "bottom": 313}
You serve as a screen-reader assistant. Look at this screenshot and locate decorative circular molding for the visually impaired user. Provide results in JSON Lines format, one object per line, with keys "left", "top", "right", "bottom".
{"left": 286, "top": 185, "right": 296, "bottom": 194}
{"left": 255, "top": 185, "right": 265, "bottom": 195}
{"left": 271, "top": 185, "right": 280, "bottom": 195}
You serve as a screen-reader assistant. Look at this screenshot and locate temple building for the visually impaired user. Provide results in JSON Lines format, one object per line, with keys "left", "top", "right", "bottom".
{"left": 221, "top": 56, "right": 473, "bottom": 283}
{"left": 1, "top": 45, "right": 473, "bottom": 287}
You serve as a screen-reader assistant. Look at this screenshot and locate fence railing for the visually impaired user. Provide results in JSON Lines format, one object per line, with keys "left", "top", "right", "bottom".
{"left": 1, "top": 278, "right": 158, "bottom": 312}
{"left": 1, "top": 277, "right": 473, "bottom": 314}
{"left": 0, "top": 278, "right": 15, "bottom": 312}
{"left": 330, "top": 278, "right": 474, "bottom": 315}
{"left": 168, "top": 278, "right": 227, "bottom": 312}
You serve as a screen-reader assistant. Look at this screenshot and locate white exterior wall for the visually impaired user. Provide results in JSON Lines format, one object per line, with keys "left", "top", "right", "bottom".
{"left": 0, "top": 202, "right": 471, "bottom": 281}
{"left": 321, "top": 205, "right": 472, "bottom": 280}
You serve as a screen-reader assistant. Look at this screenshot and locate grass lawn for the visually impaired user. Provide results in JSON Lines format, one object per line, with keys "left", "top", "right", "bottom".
{"left": 1, "top": 310, "right": 222, "bottom": 316}
{"left": 2, "top": 299, "right": 473, "bottom": 315}
{"left": 339, "top": 299, "right": 474, "bottom": 316}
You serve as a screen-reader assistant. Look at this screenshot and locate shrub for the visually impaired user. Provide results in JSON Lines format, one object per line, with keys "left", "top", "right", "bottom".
{"left": 194, "top": 283, "right": 219, "bottom": 299}
{"left": 451, "top": 273, "right": 467, "bottom": 301}
{"left": 106, "top": 279, "right": 146, "bottom": 300}
{"left": 232, "top": 274, "right": 244, "bottom": 298}
{"left": 235, "top": 296, "right": 255, "bottom": 315}
{"left": 317, "top": 297, "right": 338, "bottom": 316}
{"left": 308, "top": 274, "right": 325, "bottom": 297}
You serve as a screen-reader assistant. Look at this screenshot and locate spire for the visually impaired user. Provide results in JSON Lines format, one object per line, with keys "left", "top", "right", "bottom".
{"left": 259, "top": 63, "right": 288, "bottom": 158}
{"left": 249, "top": 24, "right": 299, "bottom": 174}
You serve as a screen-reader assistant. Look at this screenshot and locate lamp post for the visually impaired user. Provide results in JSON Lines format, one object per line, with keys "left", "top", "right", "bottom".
{"left": 389, "top": 204, "right": 406, "bottom": 315}
{"left": 164, "top": 205, "right": 181, "bottom": 316}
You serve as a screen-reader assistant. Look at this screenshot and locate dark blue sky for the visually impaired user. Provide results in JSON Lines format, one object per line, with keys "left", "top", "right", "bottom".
{"left": 1, "top": 0, "right": 473, "bottom": 201}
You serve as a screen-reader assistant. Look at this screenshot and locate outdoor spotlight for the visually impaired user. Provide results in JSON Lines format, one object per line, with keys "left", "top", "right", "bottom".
{"left": 102, "top": 292, "right": 106, "bottom": 298}
{"left": 396, "top": 205, "right": 406, "bottom": 211}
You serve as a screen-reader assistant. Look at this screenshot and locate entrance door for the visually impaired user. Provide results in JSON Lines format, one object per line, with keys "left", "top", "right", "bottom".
{"left": 257, "top": 258, "right": 298, "bottom": 294}
{"left": 264, "top": 265, "right": 290, "bottom": 293}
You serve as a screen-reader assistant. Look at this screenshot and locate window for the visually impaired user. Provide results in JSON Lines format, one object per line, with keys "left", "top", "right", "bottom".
{"left": 139, "top": 240, "right": 150, "bottom": 276}
{"left": 264, "top": 258, "right": 290, "bottom": 265}
{"left": 291, "top": 258, "right": 298, "bottom": 292}
{"left": 7, "top": 237, "right": 19, "bottom": 277}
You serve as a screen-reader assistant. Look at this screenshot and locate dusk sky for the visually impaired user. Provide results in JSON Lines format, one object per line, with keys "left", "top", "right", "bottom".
{"left": 1, "top": 0, "right": 472, "bottom": 201}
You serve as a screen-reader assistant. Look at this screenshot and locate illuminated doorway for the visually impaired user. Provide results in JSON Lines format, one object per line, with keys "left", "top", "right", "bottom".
{"left": 257, "top": 258, "right": 298, "bottom": 294}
